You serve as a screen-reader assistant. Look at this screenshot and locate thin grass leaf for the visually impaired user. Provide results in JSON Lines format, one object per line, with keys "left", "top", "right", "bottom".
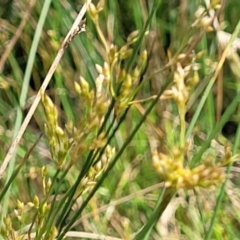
{"left": 0, "top": 0, "right": 52, "bottom": 230}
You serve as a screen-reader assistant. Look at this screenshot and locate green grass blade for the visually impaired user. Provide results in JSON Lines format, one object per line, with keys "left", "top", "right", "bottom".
{"left": 0, "top": 0, "right": 52, "bottom": 228}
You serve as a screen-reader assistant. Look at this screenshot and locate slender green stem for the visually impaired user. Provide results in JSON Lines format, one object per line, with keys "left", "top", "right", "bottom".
{"left": 95, "top": 22, "right": 109, "bottom": 53}
{"left": 125, "top": 0, "right": 161, "bottom": 72}
{"left": 179, "top": 105, "right": 186, "bottom": 149}
{"left": 233, "top": 115, "right": 240, "bottom": 154}
{"left": 55, "top": 150, "right": 96, "bottom": 229}
{"left": 34, "top": 169, "right": 61, "bottom": 240}
{"left": 133, "top": 187, "right": 176, "bottom": 240}
{"left": 204, "top": 163, "right": 232, "bottom": 240}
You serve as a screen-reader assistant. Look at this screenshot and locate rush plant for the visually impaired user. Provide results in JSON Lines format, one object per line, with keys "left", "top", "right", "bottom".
{"left": 1, "top": 0, "right": 240, "bottom": 239}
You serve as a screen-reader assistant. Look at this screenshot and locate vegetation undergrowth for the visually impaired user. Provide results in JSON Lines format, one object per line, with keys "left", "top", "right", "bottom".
{"left": 1, "top": 0, "right": 240, "bottom": 239}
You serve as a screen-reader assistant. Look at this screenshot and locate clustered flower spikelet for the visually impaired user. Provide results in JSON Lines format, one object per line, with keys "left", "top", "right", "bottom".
{"left": 161, "top": 63, "right": 190, "bottom": 107}
{"left": 152, "top": 149, "right": 226, "bottom": 189}
{"left": 113, "top": 45, "right": 148, "bottom": 115}
{"left": 41, "top": 92, "right": 70, "bottom": 169}
{"left": 74, "top": 145, "right": 115, "bottom": 198}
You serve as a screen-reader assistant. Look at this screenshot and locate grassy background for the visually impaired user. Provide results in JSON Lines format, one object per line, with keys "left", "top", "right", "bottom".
{"left": 1, "top": 0, "right": 240, "bottom": 239}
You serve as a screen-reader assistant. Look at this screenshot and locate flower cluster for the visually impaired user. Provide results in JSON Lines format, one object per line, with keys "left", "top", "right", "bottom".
{"left": 151, "top": 52, "right": 236, "bottom": 189}
{"left": 152, "top": 148, "right": 226, "bottom": 189}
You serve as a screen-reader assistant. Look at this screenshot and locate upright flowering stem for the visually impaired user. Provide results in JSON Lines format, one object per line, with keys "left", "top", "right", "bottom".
{"left": 179, "top": 104, "right": 186, "bottom": 149}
